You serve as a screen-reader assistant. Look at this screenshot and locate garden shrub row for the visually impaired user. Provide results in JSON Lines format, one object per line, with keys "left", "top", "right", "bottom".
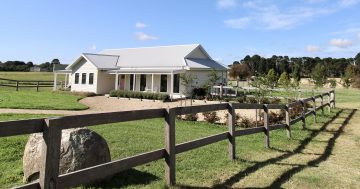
{"left": 109, "top": 90, "right": 170, "bottom": 102}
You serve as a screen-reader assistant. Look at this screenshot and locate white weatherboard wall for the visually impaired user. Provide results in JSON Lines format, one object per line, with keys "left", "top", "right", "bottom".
{"left": 97, "top": 71, "right": 115, "bottom": 94}
{"left": 70, "top": 58, "right": 98, "bottom": 93}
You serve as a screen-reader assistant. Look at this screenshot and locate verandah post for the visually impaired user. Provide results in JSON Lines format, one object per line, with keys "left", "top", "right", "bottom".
{"left": 285, "top": 105, "right": 291, "bottom": 138}
{"left": 164, "top": 108, "right": 176, "bottom": 186}
{"left": 39, "top": 118, "right": 62, "bottom": 189}
{"left": 227, "top": 103, "right": 236, "bottom": 160}
{"left": 263, "top": 104, "right": 270, "bottom": 148}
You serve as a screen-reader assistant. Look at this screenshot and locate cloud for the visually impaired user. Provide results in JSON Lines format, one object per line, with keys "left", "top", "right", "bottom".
{"left": 330, "top": 27, "right": 360, "bottom": 35}
{"left": 135, "top": 32, "right": 158, "bottom": 41}
{"left": 90, "top": 45, "right": 96, "bottom": 51}
{"left": 306, "top": 45, "right": 321, "bottom": 52}
{"left": 224, "top": 17, "right": 251, "bottom": 29}
{"left": 223, "top": 0, "right": 355, "bottom": 30}
{"left": 358, "top": 33, "right": 360, "bottom": 40}
{"left": 135, "top": 22, "right": 147, "bottom": 29}
{"left": 217, "top": 0, "right": 237, "bottom": 9}
{"left": 339, "top": 0, "right": 360, "bottom": 7}
{"left": 329, "top": 38, "right": 353, "bottom": 48}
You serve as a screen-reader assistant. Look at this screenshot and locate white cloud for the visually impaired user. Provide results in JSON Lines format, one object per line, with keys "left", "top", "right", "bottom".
{"left": 306, "top": 45, "right": 321, "bottom": 52}
{"left": 329, "top": 38, "right": 353, "bottom": 48}
{"left": 135, "top": 22, "right": 147, "bottom": 29}
{"left": 340, "top": 0, "right": 360, "bottom": 7}
{"left": 217, "top": 0, "right": 237, "bottom": 9}
{"left": 223, "top": 1, "right": 355, "bottom": 30}
{"left": 135, "top": 32, "right": 158, "bottom": 41}
{"left": 224, "top": 17, "right": 251, "bottom": 29}
{"left": 90, "top": 45, "right": 96, "bottom": 51}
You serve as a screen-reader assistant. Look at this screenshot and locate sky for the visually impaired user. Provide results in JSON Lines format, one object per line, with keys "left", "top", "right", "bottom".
{"left": 0, "top": 0, "right": 360, "bottom": 65}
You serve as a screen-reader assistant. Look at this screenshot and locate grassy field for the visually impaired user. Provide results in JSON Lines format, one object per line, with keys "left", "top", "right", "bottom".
{"left": 0, "top": 88, "right": 88, "bottom": 110}
{"left": 0, "top": 71, "right": 65, "bottom": 81}
{"left": 1, "top": 103, "right": 359, "bottom": 188}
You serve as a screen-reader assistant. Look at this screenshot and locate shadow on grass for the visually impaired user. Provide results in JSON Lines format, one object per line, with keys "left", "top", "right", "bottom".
{"left": 87, "top": 168, "right": 159, "bottom": 189}
{"left": 178, "top": 108, "right": 356, "bottom": 189}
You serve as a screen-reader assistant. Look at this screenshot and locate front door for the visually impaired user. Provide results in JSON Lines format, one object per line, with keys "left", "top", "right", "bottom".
{"left": 119, "top": 75, "right": 125, "bottom": 90}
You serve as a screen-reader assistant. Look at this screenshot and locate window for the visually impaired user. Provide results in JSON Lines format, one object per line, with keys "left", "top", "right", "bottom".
{"left": 130, "top": 74, "right": 134, "bottom": 91}
{"left": 140, "top": 74, "right": 146, "bottom": 91}
{"left": 173, "top": 74, "right": 180, "bottom": 93}
{"left": 75, "top": 73, "right": 79, "bottom": 84}
{"left": 89, "top": 73, "right": 94, "bottom": 85}
{"left": 82, "top": 73, "right": 86, "bottom": 84}
{"left": 160, "top": 75, "right": 167, "bottom": 92}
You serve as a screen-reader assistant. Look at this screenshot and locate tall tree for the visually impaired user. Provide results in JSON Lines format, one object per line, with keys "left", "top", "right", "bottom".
{"left": 311, "top": 63, "right": 327, "bottom": 88}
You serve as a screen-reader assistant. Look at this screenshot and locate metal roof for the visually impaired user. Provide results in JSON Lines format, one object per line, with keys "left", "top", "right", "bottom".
{"left": 67, "top": 44, "right": 227, "bottom": 71}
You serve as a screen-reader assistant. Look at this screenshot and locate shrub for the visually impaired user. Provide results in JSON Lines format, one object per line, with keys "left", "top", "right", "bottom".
{"left": 183, "top": 114, "right": 198, "bottom": 121}
{"left": 328, "top": 79, "right": 337, "bottom": 88}
{"left": 238, "top": 117, "right": 256, "bottom": 128}
{"left": 236, "top": 96, "right": 246, "bottom": 103}
{"left": 202, "top": 111, "right": 220, "bottom": 124}
{"left": 224, "top": 113, "right": 241, "bottom": 126}
{"left": 246, "top": 97, "right": 257, "bottom": 104}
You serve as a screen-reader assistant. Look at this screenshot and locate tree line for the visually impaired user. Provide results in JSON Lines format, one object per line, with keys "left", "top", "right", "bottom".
{"left": 0, "top": 59, "right": 61, "bottom": 72}
{"left": 229, "top": 52, "right": 360, "bottom": 88}
{"left": 231, "top": 53, "right": 360, "bottom": 78}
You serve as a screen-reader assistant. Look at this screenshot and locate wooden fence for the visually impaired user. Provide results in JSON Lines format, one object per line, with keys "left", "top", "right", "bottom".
{"left": 1, "top": 90, "right": 335, "bottom": 189}
{"left": 0, "top": 78, "right": 56, "bottom": 91}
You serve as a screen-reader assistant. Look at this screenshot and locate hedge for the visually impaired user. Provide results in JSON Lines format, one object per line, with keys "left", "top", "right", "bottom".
{"left": 109, "top": 90, "right": 171, "bottom": 102}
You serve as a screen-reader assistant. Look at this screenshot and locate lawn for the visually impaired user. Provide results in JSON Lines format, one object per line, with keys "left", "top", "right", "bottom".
{"left": 1, "top": 106, "right": 359, "bottom": 188}
{"left": 0, "top": 71, "right": 65, "bottom": 81}
{"left": 0, "top": 88, "right": 88, "bottom": 110}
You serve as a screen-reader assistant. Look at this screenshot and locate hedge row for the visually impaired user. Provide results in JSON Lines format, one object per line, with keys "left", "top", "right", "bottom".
{"left": 109, "top": 90, "right": 171, "bottom": 102}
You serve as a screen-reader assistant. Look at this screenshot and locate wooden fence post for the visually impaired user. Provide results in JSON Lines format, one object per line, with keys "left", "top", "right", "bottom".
{"left": 327, "top": 92, "right": 331, "bottom": 113}
{"left": 320, "top": 95, "right": 324, "bottom": 116}
{"left": 263, "top": 105, "right": 270, "bottom": 148}
{"left": 312, "top": 97, "right": 316, "bottom": 124}
{"left": 300, "top": 100, "right": 306, "bottom": 129}
{"left": 16, "top": 81, "right": 19, "bottom": 91}
{"left": 330, "top": 91, "right": 335, "bottom": 108}
{"left": 37, "top": 81, "right": 40, "bottom": 92}
{"left": 164, "top": 108, "right": 176, "bottom": 186}
{"left": 285, "top": 105, "right": 291, "bottom": 138}
{"left": 39, "top": 118, "right": 62, "bottom": 189}
{"left": 227, "top": 103, "right": 236, "bottom": 160}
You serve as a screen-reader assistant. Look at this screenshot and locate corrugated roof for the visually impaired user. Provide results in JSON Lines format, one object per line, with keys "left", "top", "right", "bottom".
{"left": 100, "top": 44, "right": 199, "bottom": 68}
{"left": 67, "top": 44, "right": 228, "bottom": 71}
{"left": 83, "top": 53, "right": 119, "bottom": 69}
{"left": 185, "top": 58, "right": 227, "bottom": 70}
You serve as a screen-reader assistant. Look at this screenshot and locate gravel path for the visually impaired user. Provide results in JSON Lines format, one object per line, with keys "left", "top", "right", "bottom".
{"left": 0, "top": 96, "right": 259, "bottom": 120}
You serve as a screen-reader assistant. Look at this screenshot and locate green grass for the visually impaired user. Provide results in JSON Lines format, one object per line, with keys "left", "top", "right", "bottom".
{"left": 0, "top": 88, "right": 88, "bottom": 110}
{"left": 0, "top": 71, "right": 65, "bottom": 81}
{"left": 1, "top": 108, "right": 358, "bottom": 189}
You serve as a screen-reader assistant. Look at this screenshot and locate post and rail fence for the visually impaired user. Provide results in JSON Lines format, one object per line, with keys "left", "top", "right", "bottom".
{"left": 0, "top": 90, "right": 335, "bottom": 189}
{"left": 0, "top": 77, "right": 62, "bottom": 92}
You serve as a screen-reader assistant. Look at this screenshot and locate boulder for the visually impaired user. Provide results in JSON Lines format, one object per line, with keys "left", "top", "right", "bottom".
{"left": 23, "top": 128, "right": 111, "bottom": 182}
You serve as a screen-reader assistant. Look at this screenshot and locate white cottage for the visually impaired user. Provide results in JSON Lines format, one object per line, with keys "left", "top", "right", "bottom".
{"left": 55, "top": 44, "right": 228, "bottom": 99}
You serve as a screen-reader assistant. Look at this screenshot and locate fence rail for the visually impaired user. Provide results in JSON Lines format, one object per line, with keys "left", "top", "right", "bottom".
{"left": 0, "top": 77, "right": 57, "bottom": 91}
{"left": 1, "top": 90, "right": 335, "bottom": 189}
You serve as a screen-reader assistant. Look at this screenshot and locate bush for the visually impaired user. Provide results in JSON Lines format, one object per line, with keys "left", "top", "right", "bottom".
{"left": 328, "top": 79, "right": 337, "bottom": 88}
{"left": 236, "top": 96, "right": 246, "bottom": 103}
{"left": 202, "top": 111, "right": 220, "bottom": 124}
{"left": 184, "top": 114, "right": 198, "bottom": 121}
{"left": 109, "top": 90, "right": 170, "bottom": 102}
{"left": 260, "top": 111, "right": 285, "bottom": 124}
{"left": 246, "top": 97, "right": 258, "bottom": 104}
{"left": 238, "top": 117, "right": 256, "bottom": 128}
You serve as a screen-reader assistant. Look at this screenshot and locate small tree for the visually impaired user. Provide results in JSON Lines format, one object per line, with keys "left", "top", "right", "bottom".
{"left": 266, "top": 69, "right": 278, "bottom": 89}
{"left": 229, "top": 63, "right": 251, "bottom": 87}
{"left": 180, "top": 73, "right": 198, "bottom": 106}
{"left": 207, "top": 68, "right": 222, "bottom": 86}
{"left": 342, "top": 64, "right": 355, "bottom": 88}
{"left": 311, "top": 63, "right": 327, "bottom": 88}
{"left": 278, "top": 72, "right": 290, "bottom": 89}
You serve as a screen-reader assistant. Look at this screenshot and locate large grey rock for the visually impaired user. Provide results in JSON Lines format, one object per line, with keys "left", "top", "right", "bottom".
{"left": 23, "top": 128, "right": 111, "bottom": 182}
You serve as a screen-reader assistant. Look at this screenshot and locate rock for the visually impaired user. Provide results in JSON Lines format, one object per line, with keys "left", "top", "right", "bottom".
{"left": 23, "top": 128, "right": 111, "bottom": 182}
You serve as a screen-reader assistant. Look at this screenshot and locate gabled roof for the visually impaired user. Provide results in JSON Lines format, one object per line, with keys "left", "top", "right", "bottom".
{"left": 66, "top": 44, "right": 227, "bottom": 71}
{"left": 66, "top": 53, "right": 119, "bottom": 70}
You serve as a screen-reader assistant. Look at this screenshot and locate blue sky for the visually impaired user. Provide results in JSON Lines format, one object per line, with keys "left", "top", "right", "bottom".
{"left": 0, "top": 0, "right": 360, "bottom": 65}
